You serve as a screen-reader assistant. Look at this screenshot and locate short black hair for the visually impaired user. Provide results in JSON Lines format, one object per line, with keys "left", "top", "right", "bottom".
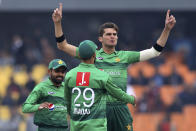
{"left": 98, "top": 22, "right": 119, "bottom": 37}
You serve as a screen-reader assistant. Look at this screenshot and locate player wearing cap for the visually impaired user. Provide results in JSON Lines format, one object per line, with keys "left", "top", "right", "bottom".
{"left": 22, "top": 59, "right": 69, "bottom": 131}
{"left": 52, "top": 3, "right": 176, "bottom": 131}
{"left": 64, "top": 40, "right": 136, "bottom": 131}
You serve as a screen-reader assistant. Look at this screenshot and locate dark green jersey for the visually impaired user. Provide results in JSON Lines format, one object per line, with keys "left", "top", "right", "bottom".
{"left": 76, "top": 48, "right": 140, "bottom": 103}
{"left": 22, "top": 79, "right": 68, "bottom": 127}
{"left": 64, "top": 63, "right": 135, "bottom": 131}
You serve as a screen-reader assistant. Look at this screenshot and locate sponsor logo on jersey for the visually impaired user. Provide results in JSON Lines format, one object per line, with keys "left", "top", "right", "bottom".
{"left": 48, "top": 92, "right": 55, "bottom": 95}
{"left": 105, "top": 71, "right": 121, "bottom": 76}
{"left": 76, "top": 72, "right": 90, "bottom": 86}
{"left": 99, "top": 69, "right": 104, "bottom": 71}
{"left": 48, "top": 104, "right": 55, "bottom": 111}
{"left": 96, "top": 57, "right": 104, "bottom": 60}
{"left": 115, "top": 58, "right": 120, "bottom": 62}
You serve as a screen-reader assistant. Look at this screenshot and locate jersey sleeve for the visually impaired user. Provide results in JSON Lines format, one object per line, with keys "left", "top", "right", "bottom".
{"left": 22, "top": 85, "right": 42, "bottom": 113}
{"left": 105, "top": 76, "right": 135, "bottom": 105}
{"left": 64, "top": 75, "right": 71, "bottom": 115}
{"left": 125, "top": 51, "right": 140, "bottom": 64}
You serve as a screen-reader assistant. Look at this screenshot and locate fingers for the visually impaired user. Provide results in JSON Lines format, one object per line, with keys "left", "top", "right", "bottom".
{"left": 166, "top": 9, "right": 170, "bottom": 19}
{"left": 168, "top": 15, "right": 176, "bottom": 24}
{"left": 53, "top": 8, "right": 59, "bottom": 15}
{"left": 39, "top": 102, "right": 52, "bottom": 110}
{"left": 166, "top": 10, "right": 176, "bottom": 24}
{"left": 59, "top": 3, "right": 63, "bottom": 12}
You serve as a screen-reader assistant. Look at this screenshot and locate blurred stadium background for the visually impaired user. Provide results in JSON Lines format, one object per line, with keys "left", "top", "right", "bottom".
{"left": 0, "top": 0, "right": 196, "bottom": 131}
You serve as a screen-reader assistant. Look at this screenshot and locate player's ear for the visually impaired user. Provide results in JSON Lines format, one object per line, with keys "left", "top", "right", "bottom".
{"left": 48, "top": 69, "right": 52, "bottom": 75}
{"left": 98, "top": 36, "right": 103, "bottom": 43}
{"left": 93, "top": 53, "right": 96, "bottom": 58}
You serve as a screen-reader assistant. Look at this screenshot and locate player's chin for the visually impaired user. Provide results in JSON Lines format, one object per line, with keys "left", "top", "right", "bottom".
{"left": 106, "top": 43, "right": 117, "bottom": 47}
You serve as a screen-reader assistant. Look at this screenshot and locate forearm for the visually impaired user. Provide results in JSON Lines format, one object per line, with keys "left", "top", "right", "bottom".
{"left": 54, "top": 22, "right": 77, "bottom": 57}
{"left": 140, "top": 47, "right": 161, "bottom": 61}
{"left": 54, "top": 22, "right": 63, "bottom": 37}
{"left": 106, "top": 79, "right": 135, "bottom": 105}
{"left": 22, "top": 103, "right": 40, "bottom": 113}
{"left": 157, "top": 27, "right": 171, "bottom": 47}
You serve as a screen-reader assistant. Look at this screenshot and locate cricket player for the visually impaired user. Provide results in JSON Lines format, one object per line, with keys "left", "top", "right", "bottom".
{"left": 64, "top": 40, "right": 136, "bottom": 131}
{"left": 22, "top": 59, "right": 69, "bottom": 131}
{"left": 52, "top": 3, "right": 176, "bottom": 131}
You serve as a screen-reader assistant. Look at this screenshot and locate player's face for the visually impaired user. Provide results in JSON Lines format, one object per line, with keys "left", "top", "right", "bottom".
{"left": 49, "top": 66, "right": 66, "bottom": 85}
{"left": 99, "top": 28, "right": 118, "bottom": 48}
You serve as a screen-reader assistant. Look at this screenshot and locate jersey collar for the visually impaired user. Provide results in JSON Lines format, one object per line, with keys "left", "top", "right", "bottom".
{"left": 79, "top": 62, "right": 96, "bottom": 68}
{"left": 47, "top": 78, "right": 64, "bottom": 87}
{"left": 99, "top": 48, "right": 117, "bottom": 55}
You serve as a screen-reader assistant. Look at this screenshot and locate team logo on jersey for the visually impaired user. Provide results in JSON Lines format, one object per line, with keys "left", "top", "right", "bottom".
{"left": 76, "top": 72, "right": 90, "bottom": 86}
{"left": 115, "top": 58, "right": 120, "bottom": 62}
{"left": 126, "top": 124, "right": 131, "bottom": 130}
{"left": 96, "top": 57, "right": 104, "bottom": 60}
{"left": 48, "top": 92, "right": 55, "bottom": 95}
{"left": 48, "top": 104, "right": 55, "bottom": 111}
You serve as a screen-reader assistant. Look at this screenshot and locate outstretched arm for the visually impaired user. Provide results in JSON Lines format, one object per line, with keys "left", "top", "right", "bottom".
{"left": 52, "top": 3, "right": 77, "bottom": 57}
{"left": 140, "top": 9, "right": 176, "bottom": 61}
{"left": 105, "top": 77, "right": 136, "bottom": 105}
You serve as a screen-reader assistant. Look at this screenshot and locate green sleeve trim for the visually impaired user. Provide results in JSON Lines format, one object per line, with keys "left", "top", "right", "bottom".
{"left": 75, "top": 47, "right": 80, "bottom": 59}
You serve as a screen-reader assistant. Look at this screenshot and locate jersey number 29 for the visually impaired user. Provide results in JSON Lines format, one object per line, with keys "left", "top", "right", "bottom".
{"left": 72, "top": 87, "right": 95, "bottom": 108}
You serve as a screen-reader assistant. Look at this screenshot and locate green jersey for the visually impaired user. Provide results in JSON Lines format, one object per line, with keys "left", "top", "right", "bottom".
{"left": 76, "top": 48, "right": 140, "bottom": 103}
{"left": 22, "top": 79, "right": 68, "bottom": 127}
{"left": 64, "top": 63, "right": 135, "bottom": 131}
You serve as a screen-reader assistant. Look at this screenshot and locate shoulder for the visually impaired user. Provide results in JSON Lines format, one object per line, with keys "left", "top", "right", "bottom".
{"left": 65, "top": 67, "right": 78, "bottom": 80}
{"left": 117, "top": 50, "right": 139, "bottom": 54}
{"left": 66, "top": 67, "right": 78, "bottom": 76}
{"left": 33, "top": 80, "right": 48, "bottom": 91}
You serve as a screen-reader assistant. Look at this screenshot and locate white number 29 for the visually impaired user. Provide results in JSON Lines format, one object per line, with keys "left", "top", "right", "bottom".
{"left": 72, "top": 87, "right": 95, "bottom": 108}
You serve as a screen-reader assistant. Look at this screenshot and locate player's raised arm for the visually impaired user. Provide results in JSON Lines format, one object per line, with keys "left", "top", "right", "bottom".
{"left": 156, "top": 9, "right": 176, "bottom": 47}
{"left": 52, "top": 3, "right": 77, "bottom": 57}
{"left": 139, "top": 9, "right": 176, "bottom": 61}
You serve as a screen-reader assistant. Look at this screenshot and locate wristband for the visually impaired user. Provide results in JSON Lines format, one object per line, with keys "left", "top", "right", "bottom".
{"left": 153, "top": 43, "right": 164, "bottom": 52}
{"left": 56, "top": 34, "right": 65, "bottom": 43}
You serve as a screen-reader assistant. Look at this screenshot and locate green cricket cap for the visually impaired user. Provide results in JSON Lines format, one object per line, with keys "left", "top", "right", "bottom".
{"left": 79, "top": 40, "right": 97, "bottom": 59}
{"left": 48, "top": 59, "right": 67, "bottom": 70}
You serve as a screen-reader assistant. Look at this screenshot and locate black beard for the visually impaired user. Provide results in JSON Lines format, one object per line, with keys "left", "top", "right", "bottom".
{"left": 50, "top": 76, "right": 64, "bottom": 85}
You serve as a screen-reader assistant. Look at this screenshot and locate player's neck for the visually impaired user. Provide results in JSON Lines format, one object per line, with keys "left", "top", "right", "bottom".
{"left": 102, "top": 46, "right": 115, "bottom": 54}
{"left": 82, "top": 58, "right": 95, "bottom": 64}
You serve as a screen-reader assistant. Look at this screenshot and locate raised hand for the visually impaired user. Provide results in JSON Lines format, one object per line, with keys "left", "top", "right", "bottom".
{"left": 165, "top": 9, "right": 176, "bottom": 31}
{"left": 52, "top": 3, "right": 63, "bottom": 23}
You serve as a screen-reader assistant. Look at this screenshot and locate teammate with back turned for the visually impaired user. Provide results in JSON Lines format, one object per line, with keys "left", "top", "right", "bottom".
{"left": 52, "top": 3, "right": 176, "bottom": 131}
{"left": 64, "top": 40, "right": 135, "bottom": 131}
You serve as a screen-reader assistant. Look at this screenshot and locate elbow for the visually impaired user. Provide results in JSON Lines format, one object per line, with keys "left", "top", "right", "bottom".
{"left": 22, "top": 106, "right": 27, "bottom": 113}
{"left": 57, "top": 43, "right": 64, "bottom": 50}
